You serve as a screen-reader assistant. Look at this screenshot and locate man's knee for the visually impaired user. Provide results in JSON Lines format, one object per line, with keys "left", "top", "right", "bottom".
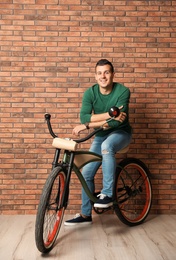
{"left": 102, "top": 149, "right": 109, "bottom": 155}
{"left": 101, "top": 141, "right": 113, "bottom": 155}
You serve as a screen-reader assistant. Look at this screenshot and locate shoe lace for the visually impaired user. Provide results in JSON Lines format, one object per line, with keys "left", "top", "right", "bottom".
{"left": 97, "top": 193, "right": 106, "bottom": 200}
{"left": 74, "top": 213, "right": 81, "bottom": 219}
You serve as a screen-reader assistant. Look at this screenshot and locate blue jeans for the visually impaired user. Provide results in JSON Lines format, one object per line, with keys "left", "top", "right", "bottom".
{"left": 81, "top": 130, "right": 132, "bottom": 216}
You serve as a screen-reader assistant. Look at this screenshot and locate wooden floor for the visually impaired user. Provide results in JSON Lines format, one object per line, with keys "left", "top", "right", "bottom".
{"left": 0, "top": 214, "right": 176, "bottom": 260}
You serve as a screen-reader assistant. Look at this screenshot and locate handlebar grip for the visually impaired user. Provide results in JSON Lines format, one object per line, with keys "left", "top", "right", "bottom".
{"left": 45, "top": 113, "right": 51, "bottom": 121}
{"left": 109, "top": 106, "right": 120, "bottom": 118}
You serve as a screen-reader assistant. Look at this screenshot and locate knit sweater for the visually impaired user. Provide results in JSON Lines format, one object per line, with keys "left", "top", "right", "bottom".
{"left": 80, "top": 82, "right": 132, "bottom": 136}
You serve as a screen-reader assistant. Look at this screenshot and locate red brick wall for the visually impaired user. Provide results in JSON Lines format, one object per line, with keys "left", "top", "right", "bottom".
{"left": 0, "top": 0, "right": 176, "bottom": 215}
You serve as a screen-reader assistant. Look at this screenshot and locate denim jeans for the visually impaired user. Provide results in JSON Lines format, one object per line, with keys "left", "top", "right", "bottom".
{"left": 81, "top": 129, "right": 132, "bottom": 216}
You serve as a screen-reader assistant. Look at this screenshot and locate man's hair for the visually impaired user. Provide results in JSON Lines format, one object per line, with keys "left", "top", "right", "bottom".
{"left": 95, "top": 59, "right": 114, "bottom": 73}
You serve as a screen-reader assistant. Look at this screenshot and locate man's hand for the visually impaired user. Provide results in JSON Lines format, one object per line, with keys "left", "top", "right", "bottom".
{"left": 72, "top": 124, "right": 87, "bottom": 136}
{"left": 115, "top": 111, "right": 126, "bottom": 123}
{"left": 115, "top": 105, "right": 126, "bottom": 123}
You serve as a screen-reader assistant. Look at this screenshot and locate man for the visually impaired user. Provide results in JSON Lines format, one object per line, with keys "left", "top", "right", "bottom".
{"left": 64, "top": 59, "right": 132, "bottom": 225}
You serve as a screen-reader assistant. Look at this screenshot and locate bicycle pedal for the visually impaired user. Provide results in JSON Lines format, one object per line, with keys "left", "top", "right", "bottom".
{"left": 93, "top": 206, "right": 112, "bottom": 214}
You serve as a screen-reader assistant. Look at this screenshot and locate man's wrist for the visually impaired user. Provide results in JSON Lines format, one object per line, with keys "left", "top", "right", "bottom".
{"left": 84, "top": 122, "right": 90, "bottom": 129}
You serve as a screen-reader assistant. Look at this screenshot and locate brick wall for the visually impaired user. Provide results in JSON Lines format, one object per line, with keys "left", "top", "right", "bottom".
{"left": 0, "top": 0, "right": 175, "bottom": 215}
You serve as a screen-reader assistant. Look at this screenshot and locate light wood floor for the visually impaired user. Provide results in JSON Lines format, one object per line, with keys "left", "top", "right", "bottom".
{"left": 0, "top": 214, "right": 176, "bottom": 260}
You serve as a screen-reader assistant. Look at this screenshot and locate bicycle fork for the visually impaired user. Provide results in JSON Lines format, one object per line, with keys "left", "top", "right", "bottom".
{"left": 60, "top": 151, "right": 75, "bottom": 210}
{"left": 51, "top": 148, "right": 74, "bottom": 210}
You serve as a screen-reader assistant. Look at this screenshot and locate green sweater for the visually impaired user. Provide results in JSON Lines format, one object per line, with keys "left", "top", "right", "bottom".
{"left": 80, "top": 83, "right": 132, "bottom": 136}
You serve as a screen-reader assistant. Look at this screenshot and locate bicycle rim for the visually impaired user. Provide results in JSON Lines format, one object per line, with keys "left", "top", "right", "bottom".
{"left": 114, "top": 158, "right": 152, "bottom": 226}
{"left": 35, "top": 166, "right": 66, "bottom": 253}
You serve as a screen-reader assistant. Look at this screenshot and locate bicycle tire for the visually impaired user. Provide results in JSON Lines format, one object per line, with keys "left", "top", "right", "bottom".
{"left": 35, "top": 166, "right": 66, "bottom": 253}
{"left": 113, "top": 158, "right": 152, "bottom": 226}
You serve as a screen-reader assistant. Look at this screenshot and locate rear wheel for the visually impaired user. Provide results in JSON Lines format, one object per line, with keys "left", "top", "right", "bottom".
{"left": 35, "top": 166, "right": 66, "bottom": 253}
{"left": 114, "top": 158, "right": 152, "bottom": 226}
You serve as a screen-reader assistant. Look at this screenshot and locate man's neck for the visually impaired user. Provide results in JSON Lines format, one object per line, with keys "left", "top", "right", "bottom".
{"left": 99, "top": 83, "right": 113, "bottom": 95}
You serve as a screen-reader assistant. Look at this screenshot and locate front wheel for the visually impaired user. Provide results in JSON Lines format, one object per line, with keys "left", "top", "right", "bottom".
{"left": 35, "top": 166, "right": 66, "bottom": 253}
{"left": 113, "top": 158, "right": 152, "bottom": 226}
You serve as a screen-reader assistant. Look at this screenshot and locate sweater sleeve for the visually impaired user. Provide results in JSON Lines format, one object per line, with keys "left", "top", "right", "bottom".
{"left": 80, "top": 89, "right": 93, "bottom": 124}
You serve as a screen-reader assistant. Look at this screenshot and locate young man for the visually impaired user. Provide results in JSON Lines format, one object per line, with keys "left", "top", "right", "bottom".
{"left": 64, "top": 59, "right": 132, "bottom": 225}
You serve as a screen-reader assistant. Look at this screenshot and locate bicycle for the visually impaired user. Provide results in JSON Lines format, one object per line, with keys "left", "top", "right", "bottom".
{"left": 35, "top": 107, "right": 152, "bottom": 254}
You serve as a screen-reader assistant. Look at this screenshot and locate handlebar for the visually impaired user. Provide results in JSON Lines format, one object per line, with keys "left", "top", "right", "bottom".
{"left": 44, "top": 106, "right": 120, "bottom": 144}
{"left": 44, "top": 113, "right": 103, "bottom": 143}
{"left": 45, "top": 114, "right": 57, "bottom": 138}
